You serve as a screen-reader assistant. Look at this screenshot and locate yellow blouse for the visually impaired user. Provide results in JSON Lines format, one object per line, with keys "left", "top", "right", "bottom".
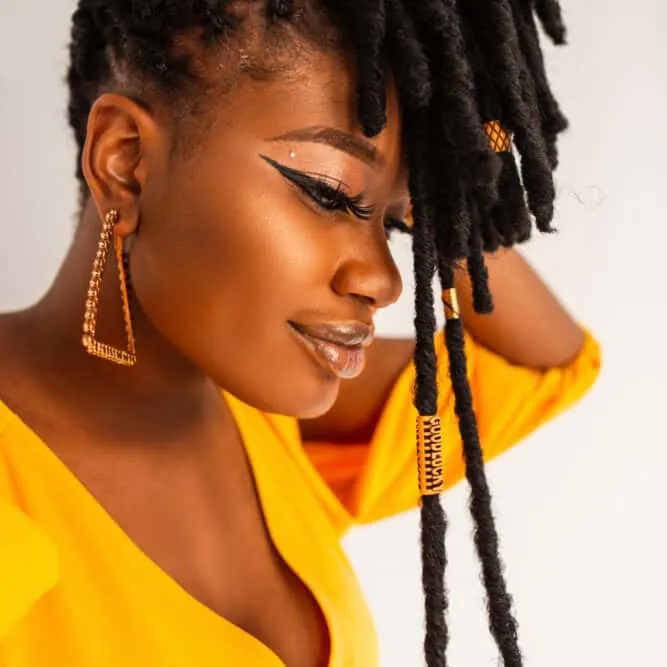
{"left": 0, "top": 331, "right": 600, "bottom": 666}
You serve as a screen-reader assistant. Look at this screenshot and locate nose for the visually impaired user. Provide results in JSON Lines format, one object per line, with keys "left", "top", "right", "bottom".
{"left": 331, "top": 234, "right": 403, "bottom": 310}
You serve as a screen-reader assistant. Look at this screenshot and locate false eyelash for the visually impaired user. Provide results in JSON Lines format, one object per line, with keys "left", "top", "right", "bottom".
{"left": 307, "top": 179, "right": 376, "bottom": 220}
{"left": 260, "top": 155, "right": 376, "bottom": 221}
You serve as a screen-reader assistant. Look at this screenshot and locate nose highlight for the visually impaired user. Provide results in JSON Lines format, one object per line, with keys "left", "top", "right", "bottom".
{"left": 332, "top": 242, "right": 403, "bottom": 310}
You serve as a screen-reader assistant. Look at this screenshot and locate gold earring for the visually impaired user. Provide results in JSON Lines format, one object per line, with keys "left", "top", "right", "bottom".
{"left": 82, "top": 209, "right": 137, "bottom": 366}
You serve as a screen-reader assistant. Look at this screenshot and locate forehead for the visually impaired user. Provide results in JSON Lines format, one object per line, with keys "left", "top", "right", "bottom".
{"left": 199, "top": 46, "right": 403, "bottom": 175}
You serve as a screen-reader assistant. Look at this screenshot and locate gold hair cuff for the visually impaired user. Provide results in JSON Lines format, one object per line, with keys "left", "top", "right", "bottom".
{"left": 484, "top": 120, "right": 512, "bottom": 153}
{"left": 417, "top": 415, "right": 445, "bottom": 496}
{"left": 442, "top": 288, "right": 460, "bottom": 321}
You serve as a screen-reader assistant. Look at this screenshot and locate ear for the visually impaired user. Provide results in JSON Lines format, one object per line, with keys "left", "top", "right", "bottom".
{"left": 81, "top": 94, "right": 162, "bottom": 237}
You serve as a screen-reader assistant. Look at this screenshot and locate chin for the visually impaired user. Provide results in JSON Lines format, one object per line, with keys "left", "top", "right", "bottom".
{"left": 293, "top": 388, "right": 340, "bottom": 420}
{"left": 271, "top": 372, "right": 341, "bottom": 420}
{"left": 219, "top": 364, "right": 341, "bottom": 420}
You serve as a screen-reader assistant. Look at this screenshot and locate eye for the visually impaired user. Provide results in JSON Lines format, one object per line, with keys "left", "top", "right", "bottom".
{"left": 384, "top": 217, "right": 413, "bottom": 239}
{"left": 307, "top": 179, "right": 354, "bottom": 213}
{"left": 306, "top": 180, "right": 376, "bottom": 221}
{"left": 261, "top": 155, "right": 375, "bottom": 221}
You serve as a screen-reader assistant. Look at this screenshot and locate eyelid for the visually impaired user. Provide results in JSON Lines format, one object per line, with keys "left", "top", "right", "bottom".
{"left": 261, "top": 154, "right": 349, "bottom": 194}
{"left": 260, "top": 154, "right": 376, "bottom": 221}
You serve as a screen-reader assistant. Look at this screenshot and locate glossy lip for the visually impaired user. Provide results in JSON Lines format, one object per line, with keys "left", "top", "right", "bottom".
{"left": 288, "top": 321, "right": 374, "bottom": 380}
{"left": 289, "top": 321, "right": 375, "bottom": 348}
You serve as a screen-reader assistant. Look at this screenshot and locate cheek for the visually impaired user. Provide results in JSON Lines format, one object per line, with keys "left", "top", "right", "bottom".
{"left": 153, "top": 182, "right": 335, "bottom": 317}
{"left": 128, "top": 165, "right": 342, "bottom": 413}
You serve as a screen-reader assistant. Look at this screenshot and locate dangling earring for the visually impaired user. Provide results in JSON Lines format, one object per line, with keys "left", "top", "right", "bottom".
{"left": 82, "top": 209, "right": 137, "bottom": 367}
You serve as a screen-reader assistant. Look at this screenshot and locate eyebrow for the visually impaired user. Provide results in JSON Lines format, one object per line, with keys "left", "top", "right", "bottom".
{"left": 270, "top": 126, "right": 385, "bottom": 168}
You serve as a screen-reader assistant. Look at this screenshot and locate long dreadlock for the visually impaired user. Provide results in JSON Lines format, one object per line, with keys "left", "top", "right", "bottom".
{"left": 66, "top": 1, "right": 568, "bottom": 664}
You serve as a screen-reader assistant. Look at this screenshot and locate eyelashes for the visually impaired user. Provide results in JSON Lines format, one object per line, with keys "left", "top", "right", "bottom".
{"left": 296, "top": 171, "right": 376, "bottom": 221}
{"left": 384, "top": 218, "right": 413, "bottom": 236}
{"left": 261, "top": 154, "right": 376, "bottom": 221}
{"left": 260, "top": 155, "right": 410, "bottom": 239}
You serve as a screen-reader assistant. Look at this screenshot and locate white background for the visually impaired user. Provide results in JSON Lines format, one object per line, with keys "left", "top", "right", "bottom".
{"left": 1, "top": 1, "right": 665, "bottom": 665}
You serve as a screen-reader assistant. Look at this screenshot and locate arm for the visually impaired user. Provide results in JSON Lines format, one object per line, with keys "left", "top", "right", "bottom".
{"left": 299, "top": 248, "right": 586, "bottom": 443}
{"left": 455, "top": 248, "right": 584, "bottom": 370}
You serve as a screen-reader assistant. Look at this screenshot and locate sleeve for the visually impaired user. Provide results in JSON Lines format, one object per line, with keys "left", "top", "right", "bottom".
{"left": 303, "top": 329, "right": 601, "bottom": 526}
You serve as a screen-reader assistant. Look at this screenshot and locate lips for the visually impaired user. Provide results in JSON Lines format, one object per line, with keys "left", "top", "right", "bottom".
{"left": 288, "top": 321, "right": 374, "bottom": 380}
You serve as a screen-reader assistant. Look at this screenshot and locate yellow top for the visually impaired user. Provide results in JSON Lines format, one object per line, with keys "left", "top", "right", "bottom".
{"left": 0, "top": 331, "right": 600, "bottom": 666}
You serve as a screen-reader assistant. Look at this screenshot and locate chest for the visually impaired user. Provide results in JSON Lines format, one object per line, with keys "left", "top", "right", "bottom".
{"left": 1, "top": 403, "right": 379, "bottom": 667}
{"left": 58, "top": 443, "right": 331, "bottom": 667}
{"left": 141, "top": 488, "right": 332, "bottom": 667}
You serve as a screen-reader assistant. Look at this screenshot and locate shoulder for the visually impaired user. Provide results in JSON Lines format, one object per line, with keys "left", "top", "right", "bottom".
{"left": 0, "top": 410, "right": 60, "bottom": 640}
{"left": 0, "top": 498, "right": 60, "bottom": 640}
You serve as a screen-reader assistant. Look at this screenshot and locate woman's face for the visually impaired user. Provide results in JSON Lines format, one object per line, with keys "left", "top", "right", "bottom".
{"left": 126, "top": 48, "right": 407, "bottom": 419}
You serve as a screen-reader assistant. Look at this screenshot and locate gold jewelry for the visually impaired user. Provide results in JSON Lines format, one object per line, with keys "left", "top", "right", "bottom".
{"left": 442, "top": 288, "right": 460, "bottom": 321}
{"left": 484, "top": 120, "right": 512, "bottom": 153}
{"left": 82, "top": 209, "right": 137, "bottom": 366}
{"left": 417, "top": 415, "right": 445, "bottom": 496}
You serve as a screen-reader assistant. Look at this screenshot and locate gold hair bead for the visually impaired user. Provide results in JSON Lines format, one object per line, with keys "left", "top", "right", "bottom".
{"left": 442, "top": 288, "right": 460, "bottom": 321}
{"left": 417, "top": 415, "right": 445, "bottom": 496}
{"left": 484, "top": 120, "right": 512, "bottom": 153}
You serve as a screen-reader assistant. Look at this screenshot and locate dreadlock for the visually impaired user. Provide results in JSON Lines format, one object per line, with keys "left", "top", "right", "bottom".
{"left": 66, "top": 1, "right": 568, "bottom": 664}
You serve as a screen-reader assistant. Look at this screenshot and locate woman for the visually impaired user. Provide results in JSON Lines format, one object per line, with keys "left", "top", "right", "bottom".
{"left": 0, "top": 1, "right": 600, "bottom": 666}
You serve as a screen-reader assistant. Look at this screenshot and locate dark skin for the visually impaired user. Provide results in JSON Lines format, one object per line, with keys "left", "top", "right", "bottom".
{"left": 0, "top": 43, "right": 583, "bottom": 667}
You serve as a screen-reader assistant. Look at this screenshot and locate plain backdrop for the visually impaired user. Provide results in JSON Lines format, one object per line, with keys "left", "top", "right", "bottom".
{"left": 1, "top": 1, "right": 665, "bottom": 665}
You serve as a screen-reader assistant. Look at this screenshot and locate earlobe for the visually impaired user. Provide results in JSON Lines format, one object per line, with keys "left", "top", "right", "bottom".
{"left": 81, "top": 93, "right": 157, "bottom": 235}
